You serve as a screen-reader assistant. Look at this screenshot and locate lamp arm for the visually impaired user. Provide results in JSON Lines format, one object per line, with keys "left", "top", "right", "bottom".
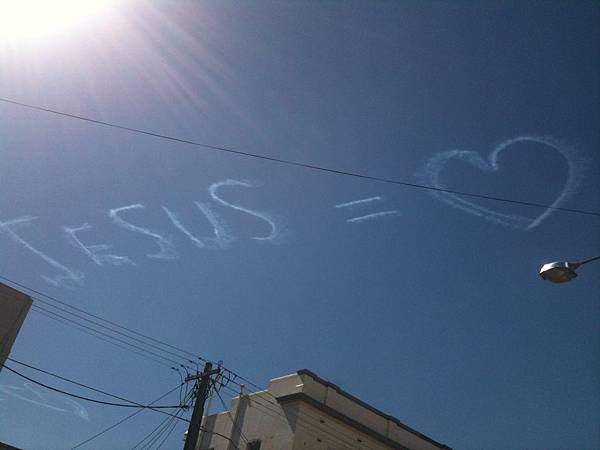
{"left": 576, "top": 255, "right": 600, "bottom": 267}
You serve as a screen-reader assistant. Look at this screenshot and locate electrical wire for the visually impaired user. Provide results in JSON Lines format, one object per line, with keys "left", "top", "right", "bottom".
{"left": 194, "top": 428, "right": 242, "bottom": 450}
{"left": 173, "top": 368, "right": 186, "bottom": 406}
{"left": 2, "top": 279, "right": 377, "bottom": 450}
{"left": 151, "top": 389, "right": 195, "bottom": 449}
{"left": 30, "top": 304, "right": 176, "bottom": 369}
{"left": 156, "top": 403, "right": 188, "bottom": 449}
{"left": 4, "top": 304, "right": 376, "bottom": 450}
{"left": 1, "top": 96, "right": 597, "bottom": 218}
{"left": 2, "top": 364, "right": 183, "bottom": 411}
{"left": 213, "top": 382, "right": 249, "bottom": 445}
{"left": 29, "top": 295, "right": 197, "bottom": 366}
{"left": 156, "top": 412, "right": 183, "bottom": 449}
{"left": 4, "top": 358, "right": 184, "bottom": 411}
{"left": 6, "top": 325, "right": 377, "bottom": 450}
{"left": 131, "top": 404, "right": 187, "bottom": 450}
{"left": 2, "top": 275, "right": 387, "bottom": 450}
{"left": 0, "top": 275, "right": 286, "bottom": 418}
{"left": 70, "top": 383, "right": 186, "bottom": 449}
{"left": 176, "top": 379, "right": 244, "bottom": 450}
{"left": 217, "top": 382, "right": 377, "bottom": 450}
{"left": 1, "top": 275, "right": 425, "bottom": 449}
{"left": 220, "top": 358, "right": 412, "bottom": 449}
{"left": 29, "top": 303, "right": 189, "bottom": 369}
{"left": 0, "top": 289, "right": 184, "bottom": 370}
{"left": 0, "top": 275, "right": 208, "bottom": 364}
{"left": 31, "top": 305, "right": 185, "bottom": 368}
{"left": 147, "top": 413, "right": 181, "bottom": 449}
{"left": 141, "top": 405, "right": 188, "bottom": 450}
{"left": 216, "top": 382, "right": 351, "bottom": 448}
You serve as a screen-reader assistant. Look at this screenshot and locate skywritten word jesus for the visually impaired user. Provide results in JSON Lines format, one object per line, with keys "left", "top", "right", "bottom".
{"left": 0, "top": 136, "right": 584, "bottom": 287}
{"left": 0, "top": 179, "right": 283, "bottom": 287}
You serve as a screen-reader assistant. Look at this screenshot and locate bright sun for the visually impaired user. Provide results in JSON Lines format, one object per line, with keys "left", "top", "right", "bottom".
{"left": 0, "top": 0, "right": 114, "bottom": 41}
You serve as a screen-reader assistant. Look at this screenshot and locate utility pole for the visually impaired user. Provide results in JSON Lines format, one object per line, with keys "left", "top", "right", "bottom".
{"left": 184, "top": 361, "right": 220, "bottom": 450}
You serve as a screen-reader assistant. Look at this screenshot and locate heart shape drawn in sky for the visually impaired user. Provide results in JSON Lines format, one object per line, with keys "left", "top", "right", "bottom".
{"left": 419, "top": 136, "right": 583, "bottom": 230}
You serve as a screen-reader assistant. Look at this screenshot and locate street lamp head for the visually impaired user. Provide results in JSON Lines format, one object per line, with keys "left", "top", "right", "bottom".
{"left": 539, "top": 261, "right": 580, "bottom": 283}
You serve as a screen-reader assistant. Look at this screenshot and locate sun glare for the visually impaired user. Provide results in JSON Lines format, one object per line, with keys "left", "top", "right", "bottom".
{"left": 0, "top": 0, "right": 114, "bottom": 41}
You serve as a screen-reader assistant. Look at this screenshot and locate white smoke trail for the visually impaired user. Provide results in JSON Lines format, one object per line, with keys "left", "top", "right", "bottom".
{"left": 0, "top": 383, "right": 89, "bottom": 421}
{"left": 335, "top": 196, "right": 382, "bottom": 208}
{"left": 109, "top": 204, "right": 176, "bottom": 259}
{"left": 0, "top": 216, "right": 84, "bottom": 287}
{"left": 209, "top": 179, "right": 280, "bottom": 242}
{"left": 418, "top": 136, "right": 584, "bottom": 230}
{"left": 162, "top": 203, "right": 235, "bottom": 249}
{"left": 346, "top": 210, "right": 400, "bottom": 223}
{"left": 64, "top": 223, "right": 134, "bottom": 266}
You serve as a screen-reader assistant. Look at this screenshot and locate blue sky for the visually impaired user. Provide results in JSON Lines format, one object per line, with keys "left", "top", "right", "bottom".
{"left": 0, "top": 1, "right": 599, "bottom": 449}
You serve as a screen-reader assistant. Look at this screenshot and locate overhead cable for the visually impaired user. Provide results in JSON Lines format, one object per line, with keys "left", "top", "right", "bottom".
{"left": 130, "top": 391, "right": 192, "bottom": 450}
{"left": 30, "top": 305, "right": 177, "bottom": 369}
{"left": 213, "top": 382, "right": 249, "bottom": 445}
{"left": 155, "top": 412, "right": 184, "bottom": 449}
{"left": 0, "top": 97, "right": 598, "bottom": 218}
{"left": 217, "top": 382, "right": 373, "bottom": 450}
{"left": 1, "top": 273, "right": 363, "bottom": 446}
{"left": 0, "top": 275, "right": 208, "bottom": 363}
{"left": 29, "top": 302, "right": 191, "bottom": 369}
{"left": 30, "top": 295, "right": 196, "bottom": 363}
{"left": 70, "top": 383, "right": 186, "bottom": 449}
{"left": 1, "top": 273, "right": 364, "bottom": 447}
{"left": 4, "top": 357, "right": 185, "bottom": 411}
{"left": 0, "top": 275, "right": 278, "bottom": 407}
{"left": 131, "top": 404, "right": 187, "bottom": 450}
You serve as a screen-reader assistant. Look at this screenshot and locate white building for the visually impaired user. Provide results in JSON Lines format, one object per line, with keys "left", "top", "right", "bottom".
{"left": 198, "top": 369, "right": 451, "bottom": 450}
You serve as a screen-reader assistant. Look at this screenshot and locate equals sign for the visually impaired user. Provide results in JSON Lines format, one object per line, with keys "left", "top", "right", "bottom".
{"left": 335, "top": 196, "right": 400, "bottom": 223}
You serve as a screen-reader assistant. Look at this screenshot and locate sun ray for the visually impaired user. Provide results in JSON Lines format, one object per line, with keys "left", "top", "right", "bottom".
{"left": 0, "top": 0, "right": 114, "bottom": 41}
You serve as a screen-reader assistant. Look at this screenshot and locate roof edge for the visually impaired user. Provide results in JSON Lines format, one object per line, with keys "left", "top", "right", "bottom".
{"left": 296, "top": 369, "right": 452, "bottom": 450}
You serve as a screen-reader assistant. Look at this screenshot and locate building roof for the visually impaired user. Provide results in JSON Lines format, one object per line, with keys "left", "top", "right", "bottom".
{"left": 289, "top": 369, "right": 452, "bottom": 450}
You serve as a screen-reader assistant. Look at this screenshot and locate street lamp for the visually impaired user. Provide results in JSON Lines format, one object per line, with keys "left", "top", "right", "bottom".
{"left": 539, "top": 256, "right": 600, "bottom": 283}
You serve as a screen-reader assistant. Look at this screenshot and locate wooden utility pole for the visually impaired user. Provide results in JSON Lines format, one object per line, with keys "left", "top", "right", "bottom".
{"left": 184, "top": 362, "right": 220, "bottom": 450}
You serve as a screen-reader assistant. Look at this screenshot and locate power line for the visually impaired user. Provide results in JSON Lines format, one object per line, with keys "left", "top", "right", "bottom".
{"left": 0, "top": 275, "right": 282, "bottom": 416}
{"left": 131, "top": 404, "right": 187, "bottom": 450}
{"left": 70, "top": 383, "right": 186, "bottom": 449}
{"left": 155, "top": 413, "right": 183, "bottom": 449}
{"left": 131, "top": 392, "right": 192, "bottom": 450}
{"left": 1, "top": 96, "right": 597, "bottom": 218}
{"left": 3, "top": 277, "right": 374, "bottom": 449}
{"left": 213, "top": 382, "right": 249, "bottom": 445}
{"left": 29, "top": 303, "right": 189, "bottom": 368}
{"left": 68, "top": 381, "right": 236, "bottom": 450}
{"left": 222, "top": 365, "right": 384, "bottom": 450}
{"left": 2, "top": 364, "right": 185, "bottom": 412}
{"left": 0, "top": 275, "right": 208, "bottom": 364}
{"left": 1, "top": 273, "right": 374, "bottom": 449}
{"left": 2, "top": 275, "right": 421, "bottom": 450}
{"left": 150, "top": 407, "right": 186, "bottom": 449}
{"left": 218, "top": 373, "right": 403, "bottom": 450}
{"left": 4, "top": 282, "right": 387, "bottom": 450}
{"left": 28, "top": 301, "right": 193, "bottom": 369}
{"left": 217, "top": 382, "right": 374, "bottom": 450}
{"left": 0, "top": 275, "right": 275, "bottom": 422}
{"left": 30, "top": 294, "right": 197, "bottom": 364}
{"left": 4, "top": 357, "right": 184, "bottom": 410}
{"left": 30, "top": 305, "right": 177, "bottom": 369}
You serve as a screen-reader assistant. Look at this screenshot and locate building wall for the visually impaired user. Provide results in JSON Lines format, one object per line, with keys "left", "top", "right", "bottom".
{"left": 273, "top": 372, "right": 448, "bottom": 450}
{"left": 198, "top": 371, "right": 450, "bottom": 450}
{"left": 0, "top": 283, "right": 32, "bottom": 371}
{"left": 198, "top": 391, "right": 296, "bottom": 450}
{"left": 290, "top": 400, "right": 395, "bottom": 450}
